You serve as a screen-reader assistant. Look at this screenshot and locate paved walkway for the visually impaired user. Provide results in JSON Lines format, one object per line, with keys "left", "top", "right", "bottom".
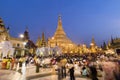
{"left": 0, "top": 64, "right": 104, "bottom": 80}
{"left": 31, "top": 75, "right": 89, "bottom": 80}
{"left": 0, "top": 69, "right": 89, "bottom": 80}
{"left": 0, "top": 69, "right": 17, "bottom": 80}
{"left": 0, "top": 67, "right": 90, "bottom": 80}
{"left": 0, "top": 69, "right": 103, "bottom": 80}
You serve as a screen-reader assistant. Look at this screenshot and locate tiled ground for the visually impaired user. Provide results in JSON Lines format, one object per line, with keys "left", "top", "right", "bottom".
{"left": 31, "top": 75, "right": 89, "bottom": 80}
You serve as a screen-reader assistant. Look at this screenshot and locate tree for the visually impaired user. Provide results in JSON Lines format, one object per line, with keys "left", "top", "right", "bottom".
{"left": 102, "top": 41, "right": 107, "bottom": 50}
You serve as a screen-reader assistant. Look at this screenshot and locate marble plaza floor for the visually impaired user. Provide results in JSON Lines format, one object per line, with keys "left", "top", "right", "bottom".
{"left": 0, "top": 63, "right": 105, "bottom": 80}
{"left": 31, "top": 75, "right": 89, "bottom": 80}
{"left": 0, "top": 69, "right": 103, "bottom": 80}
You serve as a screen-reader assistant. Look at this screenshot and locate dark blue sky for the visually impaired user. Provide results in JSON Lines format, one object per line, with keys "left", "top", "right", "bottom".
{"left": 0, "top": 0, "right": 120, "bottom": 46}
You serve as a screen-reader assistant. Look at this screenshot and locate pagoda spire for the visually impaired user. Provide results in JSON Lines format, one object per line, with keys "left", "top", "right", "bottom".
{"left": 91, "top": 36, "right": 96, "bottom": 45}
{"left": 111, "top": 35, "right": 114, "bottom": 44}
{"left": 0, "top": 17, "right": 5, "bottom": 27}
{"left": 0, "top": 17, "right": 10, "bottom": 41}
{"left": 42, "top": 32, "right": 45, "bottom": 41}
{"left": 0, "top": 17, "right": 6, "bottom": 31}
{"left": 54, "top": 15, "right": 66, "bottom": 38}
{"left": 41, "top": 32, "right": 46, "bottom": 47}
{"left": 36, "top": 36, "right": 41, "bottom": 48}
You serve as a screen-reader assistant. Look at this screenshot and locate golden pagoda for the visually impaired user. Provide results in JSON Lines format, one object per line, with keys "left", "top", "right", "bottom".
{"left": 48, "top": 15, "right": 76, "bottom": 53}
{"left": 41, "top": 32, "right": 47, "bottom": 47}
{"left": 90, "top": 37, "right": 98, "bottom": 53}
{"left": 108, "top": 37, "right": 120, "bottom": 49}
{"left": 36, "top": 32, "right": 47, "bottom": 47}
{"left": 36, "top": 36, "right": 41, "bottom": 48}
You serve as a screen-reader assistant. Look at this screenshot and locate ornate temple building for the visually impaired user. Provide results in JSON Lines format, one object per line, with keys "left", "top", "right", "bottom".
{"left": 10, "top": 27, "right": 29, "bottom": 49}
{"left": 36, "top": 32, "right": 47, "bottom": 47}
{"left": 0, "top": 18, "right": 10, "bottom": 42}
{"left": 0, "top": 17, "right": 29, "bottom": 57}
{"left": 36, "top": 36, "right": 41, "bottom": 48}
{"left": 90, "top": 37, "right": 97, "bottom": 53}
{"left": 48, "top": 16, "right": 77, "bottom": 53}
{"left": 0, "top": 16, "right": 102, "bottom": 56}
{"left": 107, "top": 37, "right": 120, "bottom": 49}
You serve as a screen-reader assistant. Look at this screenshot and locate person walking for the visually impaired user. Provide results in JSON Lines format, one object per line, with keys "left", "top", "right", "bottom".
{"left": 11, "top": 57, "right": 16, "bottom": 70}
{"left": 60, "top": 58, "right": 67, "bottom": 79}
{"left": 57, "top": 62, "right": 62, "bottom": 80}
{"left": 89, "top": 65, "right": 98, "bottom": 80}
{"left": 62, "top": 66, "right": 66, "bottom": 78}
{"left": 68, "top": 60, "right": 75, "bottom": 80}
{"left": 69, "top": 66, "right": 75, "bottom": 80}
{"left": 35, "top": 56, "right": 40, "bottom": 73}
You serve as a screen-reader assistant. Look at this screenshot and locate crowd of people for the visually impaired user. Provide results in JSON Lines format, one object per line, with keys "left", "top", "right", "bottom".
{"left": 0, "top": 53, "right": 120, "bottom": 80}
{"left": 52, "top": 53, "right": 120, "bottom": 80}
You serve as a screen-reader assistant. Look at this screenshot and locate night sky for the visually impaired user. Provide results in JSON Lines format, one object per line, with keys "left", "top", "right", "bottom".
{"left": 0, "top": 0, "right": 120, "bottom": 46}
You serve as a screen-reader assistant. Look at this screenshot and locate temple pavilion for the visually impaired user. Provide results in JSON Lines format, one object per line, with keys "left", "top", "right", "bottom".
{"left": 0, "top": 17, "right": 30, "bottom": 57}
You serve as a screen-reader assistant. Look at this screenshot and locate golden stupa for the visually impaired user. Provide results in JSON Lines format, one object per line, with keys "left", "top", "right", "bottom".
{"left": 48, "top": 16, "right": 76, "bottom": 53}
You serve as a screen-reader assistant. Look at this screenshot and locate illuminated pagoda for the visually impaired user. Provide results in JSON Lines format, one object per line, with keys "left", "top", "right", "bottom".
{"left": 107, "top": 37, "right": 120, "bottom": 49}
{"left": 101, "top": 36, "right": 120, "bottom": 51}
{"left": 36, "top": 36, "right": 41, "bottom": 48}
{"left": 48, "top": 15, "right": 76, "bottom": 53}
{"left": 41, "top": 32, "right": 47, "bottom": 47}
{"left": 101, "top": 37, "right": 119, "bottom": 54}
{"left": 90, "top": 37, "right": 98, "bottom": 53}
{"left": 36, "top": 32, "right": 47, "bottom": 47}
